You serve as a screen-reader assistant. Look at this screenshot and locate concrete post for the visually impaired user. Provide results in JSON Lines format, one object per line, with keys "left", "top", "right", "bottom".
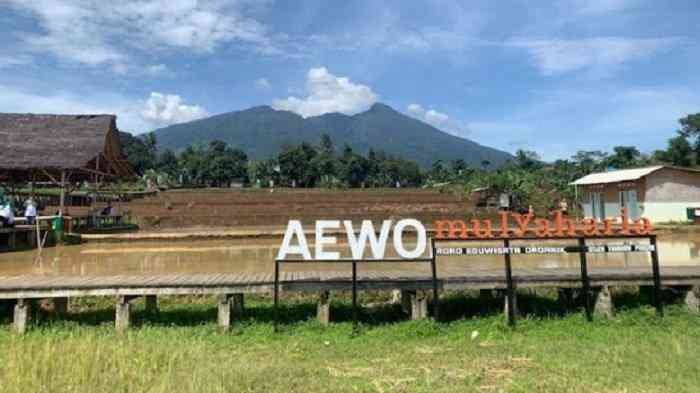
{"left": 317, "top": 291, "right": 330, "bottom": 326}
{"left": 390, "top": 289, "right": 402, "bottom": 304}
{"left": 13, "top": 299, "right": 31, "bottom": 334}
{"left": 115, "top": 296, "right": 135, "bottom": 334}
{"left": 218, "top": 294, "right": 234, "bottom": 331}
{"left": 684, "top": 286, "right": 700, "bottom": 313}
{"left": 402, "top": 290, "right": 428, "bottom": 320}
{"left": 593, "top": 286, "right": 615, "bottom": 319}
{"left": 145, "top": 295, "right": 158, "bottom": 315}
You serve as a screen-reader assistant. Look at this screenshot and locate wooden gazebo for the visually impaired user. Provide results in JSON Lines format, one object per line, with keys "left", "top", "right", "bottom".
{"left": 0, "top": 113, "right": 136, "bottom": 213}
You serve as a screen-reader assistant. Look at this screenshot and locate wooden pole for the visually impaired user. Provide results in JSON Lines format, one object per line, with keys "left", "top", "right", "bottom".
{"left": 59, "top": 170, "right": 66, "bottom": 216}
{"left": 35, "top": 216, "right": 42, "bottom": 253}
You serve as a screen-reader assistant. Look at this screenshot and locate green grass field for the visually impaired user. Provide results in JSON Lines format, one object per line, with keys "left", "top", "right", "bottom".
{"left": 0, "top": 292, "right": 699, "bottom": 393}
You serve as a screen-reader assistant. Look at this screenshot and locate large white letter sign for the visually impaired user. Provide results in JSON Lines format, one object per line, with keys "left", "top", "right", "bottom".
{"left": 276, "top": 220, "right": 311, "bottom": 260}
{"left": 393, "top": 219, "right": 427, "bottom": 259}
{"left": 344, "top": 220, "right": 392, "bottom": 259}
{"left": 315, "top": 220, "right": 340, "bottom": 260}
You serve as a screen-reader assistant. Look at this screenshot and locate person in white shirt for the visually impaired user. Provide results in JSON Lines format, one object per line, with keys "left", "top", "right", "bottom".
{"left": 0, "top": 202, "right": 15, "bottom": 228}
{"left": 24, "top": 198, "right": 37, "bottom": 225}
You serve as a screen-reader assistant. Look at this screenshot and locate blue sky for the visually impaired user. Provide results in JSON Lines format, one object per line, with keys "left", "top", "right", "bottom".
{"left": 0, "top": 0, "right": 698, "bottom": 160}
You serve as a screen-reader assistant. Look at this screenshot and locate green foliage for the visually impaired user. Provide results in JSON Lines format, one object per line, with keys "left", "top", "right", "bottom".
{"left": 156, "top": 149, "right": 179, "bottom": 176}
{"left": 679, "top": 113, "right": 700, "bottom": 137}
{"left": 311, "top": 133, "right": 337, "bottom": 183}
{"left": 514, "top": 149, "right": 543, "bottom": 170}
{"left": 119, "top": 112, "right": 700, "bottom": 198}
{"left": 279, "top": 143, "right": 319, "bottom": 187}
{"left": 607, "top": 146, "right": 641, "bottom": 169}
{"left": 664, "top": 134, "right": 694, "bottom": 167}
{"left": 247, "top": 159, "right": 279, "bottom": 188}
{"left": 202, "top": 141, "right": 248, "bottom": 187}
{"left": 119, "top": 132, "right": 157, "bottom": 175}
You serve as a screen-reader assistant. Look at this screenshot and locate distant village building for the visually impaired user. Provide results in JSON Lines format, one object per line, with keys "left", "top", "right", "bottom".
{"left": 571, "top": 166, "right": 700, "bottom": 223}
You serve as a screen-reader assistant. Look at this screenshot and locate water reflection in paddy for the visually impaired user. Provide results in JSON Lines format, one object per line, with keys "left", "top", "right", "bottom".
{"left": 0, "top": 234, "right": 698, "bottom": 277}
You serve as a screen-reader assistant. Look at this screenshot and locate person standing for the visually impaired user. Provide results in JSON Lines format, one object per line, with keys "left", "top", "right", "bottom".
{"left": 499, "top": 193, "right": 510, "bottom": 211}
{"left": 559, "top": 198, "right": 569, "bottom": 216}
{"left": 24, "top": 197, "right": 37, "bottom": 225}
{"left": 52, "top": 211, "right": 64, "bottom": 244}
{"left": 0, "top": 201, "right": 15, "bottom": 228}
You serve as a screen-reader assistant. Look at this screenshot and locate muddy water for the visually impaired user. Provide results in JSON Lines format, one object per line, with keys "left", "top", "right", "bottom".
{"left": 0, "top": 235, "right": 698, "bottom": 277}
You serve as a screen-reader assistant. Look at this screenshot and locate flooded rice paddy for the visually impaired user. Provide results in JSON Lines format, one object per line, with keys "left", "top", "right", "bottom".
{"left": 0, "top": 234, "right": 698, "bottom": 277}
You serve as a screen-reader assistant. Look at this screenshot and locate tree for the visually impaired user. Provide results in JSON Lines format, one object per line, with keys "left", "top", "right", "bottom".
{"left": 679, "top": 113, "right": 700, "bottom": 157}
{"left": 606, "top": 146, "right": 641, "bottom": 169}
{"left": 156, "top": 149, "right": 179, "bottom": 176}
{"left": 120, "top": 132, "right": 158, "bottom": 175}
{"left": 312, "top": 134, "right": 337, "bottom": 182}
{"left": 178, "top": 144, "right": 207, "bottom": 185}
{"left": 278, "top": 143, "right": 318, "bottom": 187}
{"left": 679, "top": 113, "right": 700, "bottom": 136}
{"left": 665, "top": 134, "right": 693, "bottom": 167}
{"left": 451, "top": 159, "right": 467, "bottom": 174}
{"left": 202, "top": 140, "right": 248, "bottom": 187}
{"left": 514, "top": 149, "right": 542, "bottom": 170}
{"left": 571, "top": 150, "right": 607, "bottom": 174}
{"left": 428, "top": 160, "right": 450, "bottom": 183}
{"left": 338, "top": 145, "right": 370, "bottom": 187}
{"left": 248, "top": 159, "right": 279, "bottom": 187}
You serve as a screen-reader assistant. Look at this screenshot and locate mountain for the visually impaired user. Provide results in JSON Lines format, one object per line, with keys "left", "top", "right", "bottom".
{"left": 150, "top": 103, "right": 513, "bottom": 168}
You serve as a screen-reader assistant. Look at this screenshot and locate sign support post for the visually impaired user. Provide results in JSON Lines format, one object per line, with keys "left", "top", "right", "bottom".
{"left": 430, "top": 238, "right": 440, "bottom": 321}
{"left": 503, "top": 238, "right": 516, "bottom": 327}
{"left": 650, "top": 234, "right": 663, "bottom": 317}
{"left": 273, "top": 258, "right": 280, "bottom": 332}
{"left": 352, "top": 261, "right": 358, "bottom": 333}
{"left": 578, "top": 237, "right": 592, "bottom": 321}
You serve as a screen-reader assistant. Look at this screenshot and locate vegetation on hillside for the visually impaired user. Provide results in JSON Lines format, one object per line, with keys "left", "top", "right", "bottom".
{"left": 121, "top": 112, "right": 700, "bottom": 213}
{"left": 148, "top": 103, "right": 514, "bottom": 168}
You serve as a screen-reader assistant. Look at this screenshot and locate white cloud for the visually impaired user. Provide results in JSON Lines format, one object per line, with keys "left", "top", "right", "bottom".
{"left": 0, "top": 84, "right": 149, "bottom": 132}
{"left": 0, "top": 54, "right": 33, "bottom": 69}
{"left": 140, "top": 92, "right": 208, "bottom": 127}
{"left": 146, "top": 64, "right": 169, "bottom": 76}
{"left": 5, "top": 0, "right": 270, "bottom": 71}
{"left": 406, "top": 104, "right": 470, "bottom": 136}
{"left": 272, "top": 67, "right": 377, "bottom": 117}
{"left": 510, "top": 37, "right": 676, "bottom": 76}
{"left": 569, "top": 0, "right": 638, "bottom": 15}
{"left": 255, "top": 77, "right": 271, "bottom": 90}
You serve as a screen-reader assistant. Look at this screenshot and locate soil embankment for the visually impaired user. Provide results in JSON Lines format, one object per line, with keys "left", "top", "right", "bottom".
{"left": 89, "top": 188, "right": 474, "bottom": 232}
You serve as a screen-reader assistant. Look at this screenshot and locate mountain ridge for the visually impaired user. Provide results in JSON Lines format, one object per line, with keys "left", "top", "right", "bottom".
{"left": 149, "top": 102, "right": 513, "bottom": 168}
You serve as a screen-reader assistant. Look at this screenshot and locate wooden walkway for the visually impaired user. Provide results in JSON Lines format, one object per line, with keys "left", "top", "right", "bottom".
{"left": 2, "top": 266, "right": 700, "bottom": 333}
{"left": 2, "top": 266, "right": 700, "bottom": 298}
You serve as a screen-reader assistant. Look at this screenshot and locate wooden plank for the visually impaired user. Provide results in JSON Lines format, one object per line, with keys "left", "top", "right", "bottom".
{"left": 1, "top": 266, "right": 700, "bottom": 299}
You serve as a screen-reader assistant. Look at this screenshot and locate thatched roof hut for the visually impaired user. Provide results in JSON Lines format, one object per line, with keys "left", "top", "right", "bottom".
{"left": 0, "top": 113, "right": 135, "bottom": 182}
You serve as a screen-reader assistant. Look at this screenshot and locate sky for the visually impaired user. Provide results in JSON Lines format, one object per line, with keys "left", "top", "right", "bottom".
{"left": 0, "top": 0, "right": 698, "bottom": 160}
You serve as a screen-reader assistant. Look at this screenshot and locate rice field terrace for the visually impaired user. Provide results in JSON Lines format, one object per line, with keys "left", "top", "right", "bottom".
{"left": 64, "top": 188, "right": 476, "bottom": 230}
